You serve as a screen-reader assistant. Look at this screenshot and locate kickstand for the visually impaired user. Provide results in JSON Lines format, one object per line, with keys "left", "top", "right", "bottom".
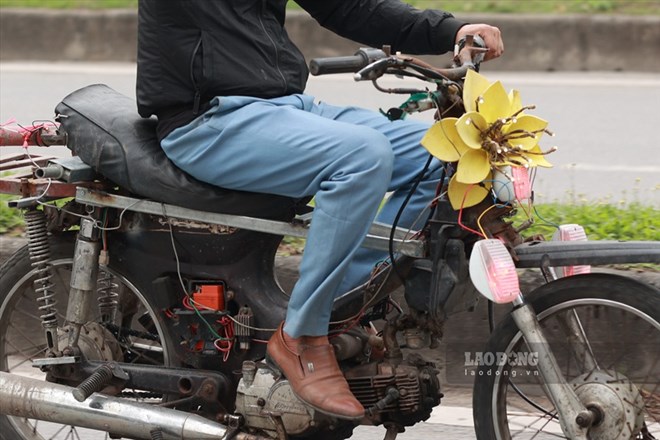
{"left": 383, "top": 423, "right": 404, "bottom": 440}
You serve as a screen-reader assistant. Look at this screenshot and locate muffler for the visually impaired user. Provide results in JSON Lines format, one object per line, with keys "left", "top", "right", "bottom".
{"left": 0, "top": 371, "right": 264, "bottom": 440}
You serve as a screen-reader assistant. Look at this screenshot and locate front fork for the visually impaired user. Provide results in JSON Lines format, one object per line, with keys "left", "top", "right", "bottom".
{"left": 511, "top": 295, "right": 598, "bottom": 439}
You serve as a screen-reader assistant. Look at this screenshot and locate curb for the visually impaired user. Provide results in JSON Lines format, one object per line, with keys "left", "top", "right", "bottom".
{"left": 1, "top": 9, "right": 659, "bottom": 72}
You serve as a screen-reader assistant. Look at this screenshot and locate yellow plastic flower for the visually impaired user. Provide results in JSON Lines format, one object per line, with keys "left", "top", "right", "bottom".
{"left": 421, "top": 69, "right": 556, "bottom": 209}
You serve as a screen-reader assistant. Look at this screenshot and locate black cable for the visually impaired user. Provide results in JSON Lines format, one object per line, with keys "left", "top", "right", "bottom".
{"left": 388, "top": 154, "right": 433, "bottom": 281}
{"left": 425, "top": 165, "right": 447, "bottom": 226}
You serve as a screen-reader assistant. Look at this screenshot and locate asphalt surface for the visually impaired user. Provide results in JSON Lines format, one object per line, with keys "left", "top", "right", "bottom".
{"left": 1, "top": 63, "right": 659, "bottom": 206}
{"left": 1, "top": 63, "right": 659, "bottom": 439}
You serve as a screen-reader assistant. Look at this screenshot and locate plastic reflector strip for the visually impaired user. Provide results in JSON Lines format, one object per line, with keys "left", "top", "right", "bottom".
{"left": 511, "top": 166, "right": 532, "bottom": 200}
{"left": 552, "top": 224, "right": 591, "bottom": 277}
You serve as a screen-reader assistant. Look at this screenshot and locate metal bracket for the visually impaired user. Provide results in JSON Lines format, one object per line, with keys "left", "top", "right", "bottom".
{"left": 32, "top": 356, "right": 78, "bottom": 367}
{"left": 75, "top": 188, "right": 426, "bottom": 258}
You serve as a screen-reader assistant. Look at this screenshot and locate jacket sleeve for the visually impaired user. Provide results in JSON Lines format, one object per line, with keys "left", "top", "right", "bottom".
{"left": 294, "top": 0, "right": 465, "bottom": 55}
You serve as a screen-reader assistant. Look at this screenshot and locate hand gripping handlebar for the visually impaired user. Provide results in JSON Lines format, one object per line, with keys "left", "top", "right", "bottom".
{"left": 309, "top": 35, "right": 487, "bottom": 83}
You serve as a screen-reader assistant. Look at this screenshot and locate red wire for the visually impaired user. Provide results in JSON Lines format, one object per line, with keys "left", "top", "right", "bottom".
{"left": 181, "top": 296, "right": 195, "bottom": 310}
{"left": 214, "top": 316, "right": 235, "bottom": 362}
{"left": 457, "top": 184, "right": 486, "bottom": 238}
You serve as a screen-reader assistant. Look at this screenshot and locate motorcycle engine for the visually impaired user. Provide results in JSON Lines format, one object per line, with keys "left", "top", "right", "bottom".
{"left": 235, "top": 361, "right": 328, "bottom": 437}
{"left": 235, "top": 353, "right": 441, "bottom": 437}
{"left": 345, "top": 353, "right": 442, "bottom": 426}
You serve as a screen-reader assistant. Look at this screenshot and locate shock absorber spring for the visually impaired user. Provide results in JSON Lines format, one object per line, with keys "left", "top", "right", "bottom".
{"left": 23, "top": 208, "right": 59, "bottom": 352}
{"left": 97, "top": 270, "right": 119, "bottom": 323}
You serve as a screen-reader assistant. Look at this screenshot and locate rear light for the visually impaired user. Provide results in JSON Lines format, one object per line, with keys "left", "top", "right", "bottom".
{"left": 470, "top": 239, "right": 521, "bottom": 304}
{"left": 492, "top": 166, "right": 532, "bottom": 202}
{"left": 552, "top": 224, "right": 591, "bottom": 277}
{"left": 511, "top": 166, "right": 532, "bottom": 200}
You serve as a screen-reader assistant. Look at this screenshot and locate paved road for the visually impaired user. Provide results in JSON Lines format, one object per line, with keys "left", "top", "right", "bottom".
{"left": 1, "top": 63, "right": 659, "bottom": 439}
{"left": 1, "top": 63, "right": 659, "bottom": 206}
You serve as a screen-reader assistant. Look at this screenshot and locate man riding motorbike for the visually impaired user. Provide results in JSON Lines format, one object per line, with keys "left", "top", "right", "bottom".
{"left": 136, "top": 0, "right": 503, "bottom": 420}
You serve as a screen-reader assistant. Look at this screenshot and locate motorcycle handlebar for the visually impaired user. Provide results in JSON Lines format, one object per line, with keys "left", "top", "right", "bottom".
{"left": 0, "top": 125, "right": 65, "bottom": 147}
{"left": 309, "top": 48, "right": 387, "bottom": 76}
{"left": 309, "top": 35, "right": 486, "bottom": 82}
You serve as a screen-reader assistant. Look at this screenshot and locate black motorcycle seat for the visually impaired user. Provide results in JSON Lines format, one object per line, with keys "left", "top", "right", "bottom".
{"left": 55, "top": 84, "right": 302, "bottom": 219}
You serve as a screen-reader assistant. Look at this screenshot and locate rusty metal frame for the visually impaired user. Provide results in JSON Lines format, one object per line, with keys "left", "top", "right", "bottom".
{"left": 76, "top": 187, "right": 427, "bottom": 258}
{"left": 0, "top": 153, "right": 92, "bottom": 199}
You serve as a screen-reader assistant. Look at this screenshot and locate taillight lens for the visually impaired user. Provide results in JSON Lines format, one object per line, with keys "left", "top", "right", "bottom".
{"left": 470, "top": 239, "right": 521, "bottom": 304}
{"left": 552, "top": 224, "right": 591, "bottom": 277}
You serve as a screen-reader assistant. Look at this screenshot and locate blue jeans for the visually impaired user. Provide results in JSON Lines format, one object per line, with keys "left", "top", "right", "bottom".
{"left": 161, "top": 94, "right": 441, "bottom": 337}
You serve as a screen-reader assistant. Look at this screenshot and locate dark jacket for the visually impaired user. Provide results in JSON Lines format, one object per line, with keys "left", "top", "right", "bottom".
{"left": 136, "top": 0, "right": 465, "bottom": 139}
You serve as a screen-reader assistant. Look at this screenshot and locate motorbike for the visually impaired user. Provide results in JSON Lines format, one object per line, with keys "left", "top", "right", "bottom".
{"left": 0, "top": 36, "right": 659, "bottom": 440}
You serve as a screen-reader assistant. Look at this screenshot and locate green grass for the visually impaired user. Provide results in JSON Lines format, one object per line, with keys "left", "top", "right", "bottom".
{"left": 0, "top": 0, "right": 137, "bottom": 8}
{"left": 407, "top": 0, "right": 660, "bottom": 15}
{"left": 1, "top": 0, "right": 659, "bottom": 14}
{"left": 0, "top": 195, "right": 24, "bottom": 235}
{"left": 517, "top": 202, "right": 659, "bottom": 242}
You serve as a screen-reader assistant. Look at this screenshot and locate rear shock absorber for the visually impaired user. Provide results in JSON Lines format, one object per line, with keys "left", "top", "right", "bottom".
{"left": 97, "top": 270, "right": 119, "bottom": 324}
{"left": 23, "top": 208, "right": 59, "bottom": 354}
{"left": 64, "top": 216, "right": 101, "bottom": 351}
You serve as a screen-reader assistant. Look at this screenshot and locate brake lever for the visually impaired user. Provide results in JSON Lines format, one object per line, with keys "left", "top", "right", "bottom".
{"left": 354, "top": 57, "right": 395, "bottom": 82}
{"left": 454, "top": 34, "right": 487, "bottom": 70}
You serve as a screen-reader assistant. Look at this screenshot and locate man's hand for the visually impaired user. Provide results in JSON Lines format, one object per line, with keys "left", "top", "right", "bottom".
{"left": 456, "top": 24, "right": 504, "bottom": 61}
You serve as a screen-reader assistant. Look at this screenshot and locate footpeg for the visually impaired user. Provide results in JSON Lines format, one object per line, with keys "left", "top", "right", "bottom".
{"left": 72, "top": 363, "right": 128, "bottom": 402}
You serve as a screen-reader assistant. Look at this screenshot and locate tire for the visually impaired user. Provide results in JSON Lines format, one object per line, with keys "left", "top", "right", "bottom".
{"left": 472, "top": 273, "right": 660, "bottom": 440}
{"left": 0, "top": 234, "right": 176, "bottom": 440}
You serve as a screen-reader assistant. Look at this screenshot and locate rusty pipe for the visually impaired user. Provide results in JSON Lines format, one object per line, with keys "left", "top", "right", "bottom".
{"left": 0, "top": 371, "right": 266, "bottom": 440}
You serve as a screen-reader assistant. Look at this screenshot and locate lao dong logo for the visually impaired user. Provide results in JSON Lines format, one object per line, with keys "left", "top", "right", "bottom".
{"left": 464, "top": 351, "right": 540, "bottom": 378}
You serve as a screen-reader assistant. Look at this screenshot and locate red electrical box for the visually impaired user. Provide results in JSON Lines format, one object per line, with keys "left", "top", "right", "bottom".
{"left": 193, "top": 284, "right": 225, "bottom": 311}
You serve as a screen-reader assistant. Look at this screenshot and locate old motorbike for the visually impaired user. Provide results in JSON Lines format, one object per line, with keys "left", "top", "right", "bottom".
{"left": 0, "top": 37, "right": 659, "bottom": 440}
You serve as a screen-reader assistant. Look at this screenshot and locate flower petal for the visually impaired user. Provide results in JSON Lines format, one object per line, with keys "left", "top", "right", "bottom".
{"left": 524, "top": 145, "right": 553, "bottom": 168}
{"left": 509, "top": 89, "right": 522, "bottom": 116}
{"left": 505, "top": 115, "right": 548, "bottom": 151}
{"left": 448, "top": 174, "right": 492, "bottom": 210}
{"left": 456, "top": 111, "right": 487, "bottom": 149}
{"left": 421, "top": 118, "right": 469, "bottom": 162}
{"left": 457, "top": 149, "right": 491, "bottom": 184}
{"left": 463, "top": 69, "right": 492, "bottom": 113}
{"left": 479, "top": 81, "right": 511, "bottom": 124}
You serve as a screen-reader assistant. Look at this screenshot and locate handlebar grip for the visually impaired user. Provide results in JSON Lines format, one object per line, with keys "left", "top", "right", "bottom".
{"left": 309, "top": 48, "right": 387, "bottom": 76}
{"left": 309, "top": 54, "right": 368, "bottom": 76}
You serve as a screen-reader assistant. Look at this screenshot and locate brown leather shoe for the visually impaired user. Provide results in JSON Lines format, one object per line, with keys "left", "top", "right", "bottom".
{"left": 266, "top": 322, "right": 364, "bottom": 420}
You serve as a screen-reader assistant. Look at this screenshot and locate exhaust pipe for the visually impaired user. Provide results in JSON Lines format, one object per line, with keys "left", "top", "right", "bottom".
{"left": 0, "top": 371, "right": 264, "bottom": 440}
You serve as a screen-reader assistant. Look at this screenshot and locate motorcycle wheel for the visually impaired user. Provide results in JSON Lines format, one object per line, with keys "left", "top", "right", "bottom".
{"left": 472, "top": 273, "right": 660, "bottom": 440}
{"left": 0, "top": 234, "right": 176, "bottom": 440}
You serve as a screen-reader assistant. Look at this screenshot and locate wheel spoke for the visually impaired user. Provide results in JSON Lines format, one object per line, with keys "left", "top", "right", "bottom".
{"left": 1, "top": 247, "right": 171, "bottom": 440}
{"left": 475, "top": 277, "right": 660, "bottom": 440}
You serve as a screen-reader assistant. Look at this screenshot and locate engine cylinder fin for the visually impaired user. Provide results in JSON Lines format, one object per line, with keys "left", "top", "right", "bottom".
{"left": 348, "top": 368, "right": 422, "bottom": 413}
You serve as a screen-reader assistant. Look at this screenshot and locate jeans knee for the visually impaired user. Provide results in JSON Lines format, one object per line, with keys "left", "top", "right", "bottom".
{"left": 351, "top": 131, "right": 394, "bottom": 182}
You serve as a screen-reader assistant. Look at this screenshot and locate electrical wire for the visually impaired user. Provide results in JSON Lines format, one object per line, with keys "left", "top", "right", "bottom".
{"left": 476, "top": 203, "right": 506, "bottom": 238}
{"left": 163, "top": 204, "right": 225, "bottom": 342}
{"left": 457, "top": 184, "right": 486, "bottom": 238}
{"left": 388, "top": 154, "right": 434, "bottom": 281}
{"left": 160, "top": 203, "right": 279, "bottom": 335}
{"left": 533, "top": 205, "right": 560, "bottom": 229}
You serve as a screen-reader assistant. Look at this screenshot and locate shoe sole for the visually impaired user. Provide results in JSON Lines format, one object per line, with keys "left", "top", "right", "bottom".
{"left": 264, "top": 353, "right": 365, "bottom": 422}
